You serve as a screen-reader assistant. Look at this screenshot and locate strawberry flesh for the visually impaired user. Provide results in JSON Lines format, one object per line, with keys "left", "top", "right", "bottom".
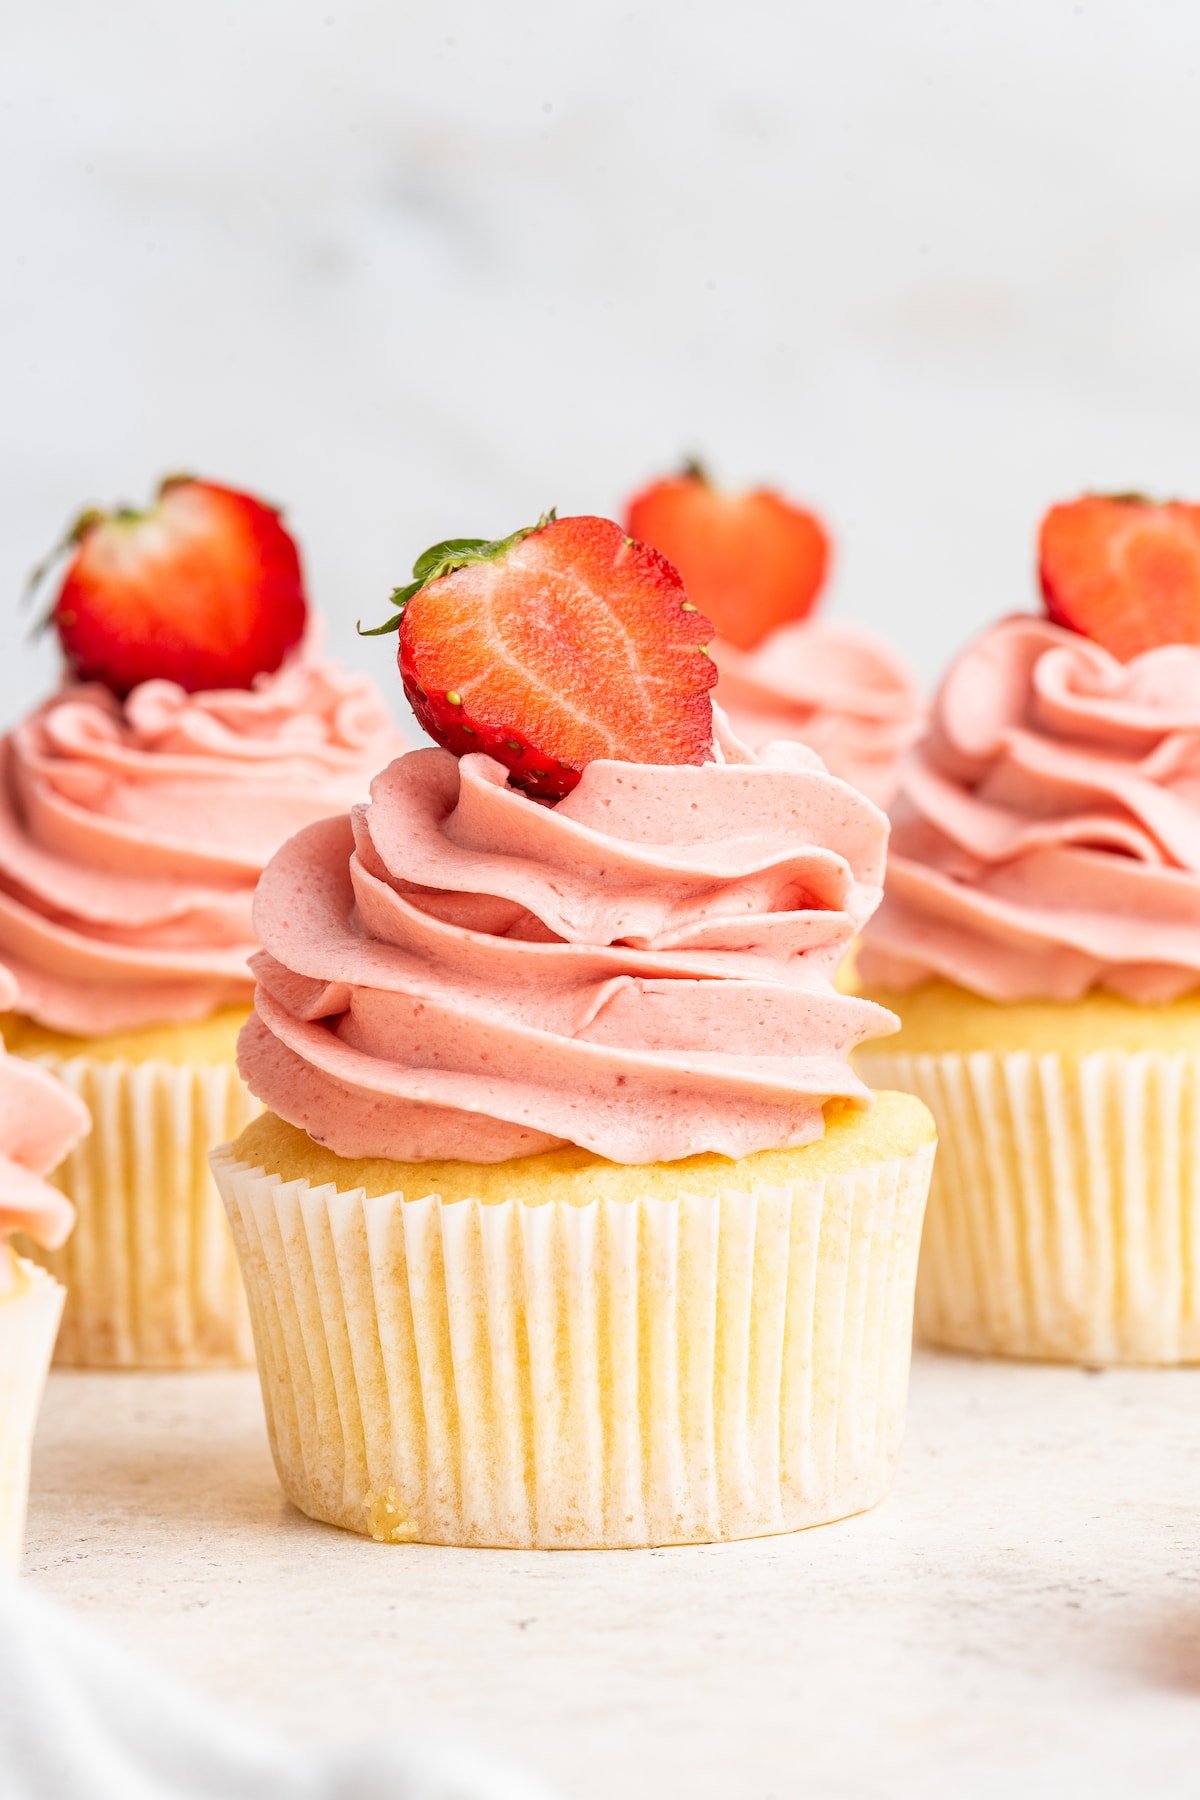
{"left": 51, "top": 477, "right": 308, "bottom": 695}
{"left": 625, "top": 469, "right": 829, "bottom": 651}
{"left": 388, "top": 514, "right": 717, "bottom": 799}
{"left": 1039, "top": 495, "right": 1200, "bottom": 660}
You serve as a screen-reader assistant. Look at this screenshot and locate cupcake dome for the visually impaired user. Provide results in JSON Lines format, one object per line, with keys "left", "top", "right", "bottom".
{"left": 857, "top": 611, "right": 1200, "bottom": 1363}
{"left": 219, "top": 734, "right": 933, "bottom": 1547}
{"left": 0, "top": 649, "right": 404, "bottom": 1367}
{"left": 216, "top": 510, "right": 936, "bottom": 1548}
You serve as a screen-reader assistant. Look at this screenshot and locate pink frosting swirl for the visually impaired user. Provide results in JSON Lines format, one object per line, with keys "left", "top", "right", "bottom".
{"left": 714, "top": 619, "right": 925, "bottom": 807}
{"left": 0, "top": 652, "right": 404, "bottom": 1034}
{"left": 859, "top": 615, "right": 1200, "bottom": 1002}
{"left": 239, "top": 731, "right": 897, "bottom": 1164}
{"left": 0, "top": 965, "right": 88, "bottom": 1281}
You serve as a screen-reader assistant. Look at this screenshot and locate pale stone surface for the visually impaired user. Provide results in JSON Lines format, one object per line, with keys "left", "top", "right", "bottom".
{"left": 24, "top": 1354, "right": 1200, "bottom": 1796}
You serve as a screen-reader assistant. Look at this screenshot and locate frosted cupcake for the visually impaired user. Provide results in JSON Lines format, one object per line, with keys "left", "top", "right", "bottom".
{"left": 212, "top": 512, "right": 935, "bottom": 1548}
{"left": 857, "top": 495, "right": 1200, "bottom": 1364}
{"left": 0, "top": 963, "right": 89, "bottom": 1569}
{"left": 3, "top": 477, "right": 402, "bottom": 1366}
{"left": 626, "top": 465, "right": 923, "bottom": 804}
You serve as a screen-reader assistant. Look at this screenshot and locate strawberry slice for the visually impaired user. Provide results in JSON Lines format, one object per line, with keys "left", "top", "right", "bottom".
{"left": 363, "top": 512, "right": 717, "bottom": 799}
{"left": 625, "top": 463, "right": 830, "bottom": 651}
{"left": 1039, "top": 494, "right": 1200, "bottom": 660}
{"left": 39, "top": 476, "right": 308, "bottom": 696}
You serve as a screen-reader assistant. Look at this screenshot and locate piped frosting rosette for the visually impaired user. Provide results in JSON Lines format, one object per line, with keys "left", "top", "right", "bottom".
{"left": 714, "top": 619, "right": 925, "bottom": 808}
{"left": 0, "top": 966, "right": 87, "bottom": 1282}
{"left": 859, "top": 615, "right": 1200, "bottom": 1003}
{"left": 240, "top": 732, "right": 899, "bottom": 1167}
{"left": 0, "top": 650, "right": 403, "bottom": 1034}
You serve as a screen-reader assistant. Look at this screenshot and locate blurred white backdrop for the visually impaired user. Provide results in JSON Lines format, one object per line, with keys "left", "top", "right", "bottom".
{"left": 4, "top": 0, "right": 1200, "bottom": 729}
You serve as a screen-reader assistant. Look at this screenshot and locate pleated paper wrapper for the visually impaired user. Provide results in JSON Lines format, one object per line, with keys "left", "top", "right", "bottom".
{"left": 860, "top": 1048, "right": 1200, "bottom": 1364}
{"left": 15, "top": 1057, "right": 259, "bottom": 1369}
{"left": 212, "top": 1139, "right": 934, "bottom": 1549}
{"left": 0, "top": 1258, "right": 64, "bottom": 1572}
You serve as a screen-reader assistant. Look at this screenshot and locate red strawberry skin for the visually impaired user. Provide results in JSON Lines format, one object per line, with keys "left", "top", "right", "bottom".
{"left": 52, "top": 477, "right": 308, "bottom": 696}
{"left": 625, "top": 471, "right": 830, "bottom": 652}
{"left": 1039, "top": 495, "right": 1200, "bottom": 660}
{"left": 394, "top": 514, "right": 717, "bottom": 799}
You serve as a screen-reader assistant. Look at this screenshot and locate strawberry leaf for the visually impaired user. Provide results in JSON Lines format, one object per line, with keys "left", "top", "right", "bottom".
{"left": 358, "top": 511, "right": 557, "bottom": 637}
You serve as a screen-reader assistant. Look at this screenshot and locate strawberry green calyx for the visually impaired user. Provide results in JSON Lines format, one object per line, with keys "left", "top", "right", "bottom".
{"left": 26, "top": 473, "right": 205, "bottom": 624}
{"left": 358, "top": 510, "right": 557, "bottom": 637}
{"left": 373, "top": 511, "right": 717, "bottom": 800}
{"left": 24, "top": 506, "right": 109, "bottom": 626}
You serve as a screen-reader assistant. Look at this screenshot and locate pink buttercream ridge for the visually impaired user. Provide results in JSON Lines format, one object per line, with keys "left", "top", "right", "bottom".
{"left": 239, "top": 729, "right": 898, "bottom": 1166}
{"left": 714, "top": 618, "right": 925, "bottom": 807}
{"left": 0, "top": 649, "right": 405, "bottom": 1035}
{"left": 0, "top": 964, "right": 89, "bottom": 1284}
{"left": 858, "top": 614, "right": 1200, "bottom": 1003}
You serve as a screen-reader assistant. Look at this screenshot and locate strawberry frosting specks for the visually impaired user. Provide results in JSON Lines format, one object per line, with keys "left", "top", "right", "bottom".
{"left": 713, "top": 619, "right": 926, "bottom": 808}
{"left": 364, "top": 513, "right": 718, "bottom": 800}
{"left": 626, "top": 465, "right": 830, "bottom": 652}
{"left": 1040, "top": 494, "right": 1200, "bottom": 661}
{"left": 0, "top": 965, "right": 88, "bottom": 1281}
{"left": 238, "top": 742, "right": 897, "bottom": 1166}
{"left": 0, "top": 655, "right": 403, "bottom": 1035}
{"left": 858, "top": 616, "right": 1200, "bottom": 1003}
{"left": 43, "top": 476, "right": 308, "bottom": 697}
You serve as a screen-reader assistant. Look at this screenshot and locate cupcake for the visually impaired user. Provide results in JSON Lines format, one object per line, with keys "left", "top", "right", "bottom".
{"left": 626, "top": 464, "right": 924, "bottom": 804}
{"left": 2, "top": 476, "right": 403, "bottom": 1367}
{"left": 212, "top": 511, "right": 936, "bottom": 1548}
{"left": 856, "top": 494, "right": 1200, "bottom": 1364}
{"left": 0, "top": 963, "right": 89, "bottom": 1569}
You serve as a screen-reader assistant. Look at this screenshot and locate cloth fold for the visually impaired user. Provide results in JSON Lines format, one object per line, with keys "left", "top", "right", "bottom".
{"left": 0, "top": 1580, "right": 556, "bottom": 1800}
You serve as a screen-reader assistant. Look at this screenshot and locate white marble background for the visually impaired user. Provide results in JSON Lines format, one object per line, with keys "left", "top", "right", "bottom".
{"left": 4, "top": 0, "right": 1200, "bottom": 726}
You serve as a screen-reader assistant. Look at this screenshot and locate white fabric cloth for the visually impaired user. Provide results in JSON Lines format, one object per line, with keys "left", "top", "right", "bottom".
{"left": 0, "top": 1580, "right": 557, "bottom": 1800}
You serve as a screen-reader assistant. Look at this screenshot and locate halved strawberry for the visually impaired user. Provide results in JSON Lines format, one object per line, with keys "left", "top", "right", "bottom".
{"left": 38, "top": 476, "right": 308, "bottom": 696}
{"left": 1039, "top": 494, "right": 1200, "bottom": 660}
{"left": 625, "top": 463, "right": 830, "bottom": 652}
{"left": 363, "top": 512, "right": 717, "bottom": 799}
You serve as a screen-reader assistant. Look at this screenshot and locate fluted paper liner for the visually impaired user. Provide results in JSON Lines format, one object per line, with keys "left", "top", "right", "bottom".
{"left": 212, "top": 1140, "right": 934, "bottom": 1549}
{"left": 0, "top": 1258, "right": 64, "bottom": 1571}
{"left": 15, "top": 1057, "right": 258, "bottom": 1368}
{"left": 860, "top": 1048, "right": 1200, "bottom": 1364}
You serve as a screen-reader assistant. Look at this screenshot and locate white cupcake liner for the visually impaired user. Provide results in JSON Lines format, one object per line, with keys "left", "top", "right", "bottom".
{"left": 212, "top": 1138, "right": 934, "bottom": 1549}
{"left": 16, "top": 1057, "right": 259, "bottom": 1368}
{"left": 0, "top": 1258, "right": 64, "bottom": 1572}
{"left": 860, "top": 1048, "right": 1200, "bottom": 1364}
